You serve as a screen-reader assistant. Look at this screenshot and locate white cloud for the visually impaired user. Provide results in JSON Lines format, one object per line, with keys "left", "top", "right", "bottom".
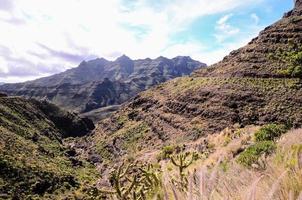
{"left": 0, "top": 57, "right": 9, "bottom": 73}
{"left": 251, "top": 13, "right": 260, "bottom": 25}
{"left": 0, "top": 0, "right": 265, "bottom": 82}
{"left": 214, "top": 14, "right": 240, "bottom": 43}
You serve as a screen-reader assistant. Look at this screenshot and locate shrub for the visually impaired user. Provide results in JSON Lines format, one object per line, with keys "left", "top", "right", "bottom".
{"left": 292, "top": 65, "right": 302, "bottom": 77}
{"left": 157, "top": 145, "right": 175, "bottom": 161}
{"left": 237, "top": 141, "right": 276, "bottom": 167}
{"left": 276, "top": 46, "right": 302, "bottom": 78}
{"left": 254, "top": 124, "right": 287, "bottom": 142}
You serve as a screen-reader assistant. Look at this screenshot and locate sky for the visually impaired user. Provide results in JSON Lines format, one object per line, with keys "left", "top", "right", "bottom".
{"left": 0, "top": 0, "right": 294, "bottom": 83}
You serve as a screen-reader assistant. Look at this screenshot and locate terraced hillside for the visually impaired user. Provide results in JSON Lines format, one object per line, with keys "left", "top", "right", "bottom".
{"left": 88, "top": 0, "right": 302, "bottom": 168}
{"left": 195, "top": 1, "right": 302, "bottom": 78}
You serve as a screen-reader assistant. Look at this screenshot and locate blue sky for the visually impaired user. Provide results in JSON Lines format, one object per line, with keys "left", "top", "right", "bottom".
{"left": 0, "top": 0, "right": 294, "bottom": 83}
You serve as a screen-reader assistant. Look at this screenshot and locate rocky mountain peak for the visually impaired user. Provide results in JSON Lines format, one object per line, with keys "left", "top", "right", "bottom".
{"left": 116, "top": 54, "right": 131, "bottom": 62}
{"left": 157, "top": 56, "right": 168, "bottom": 60}
{"left": 173, "top": 56, "right": 193, "bottom": 62}
{"left": 284, "top": 0, "right": 302, "bottom": 17}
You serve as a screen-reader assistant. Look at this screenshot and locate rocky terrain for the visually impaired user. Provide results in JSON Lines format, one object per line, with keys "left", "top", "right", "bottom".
{"left": 0, "top": 56, "right": 205, "bottom": 121}
{"left": 88, "top": 0, "right": 302, "bottom": 168}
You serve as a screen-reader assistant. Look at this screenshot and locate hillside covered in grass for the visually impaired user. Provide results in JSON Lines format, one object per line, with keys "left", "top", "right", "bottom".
{"left": 0, "top": 96, "right": 98, "bottom": 199}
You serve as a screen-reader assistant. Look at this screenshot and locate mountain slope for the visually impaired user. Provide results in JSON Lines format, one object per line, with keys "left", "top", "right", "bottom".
{"left": 0, "top": 56, "right": 205, "bottom": 121}
{"left": 0, "top": 96, "right": 97, "bottom": 199}
{"left": 88, "top": 1, "right": 302, "bottom": 167}
{"left": 195, "top": 1, "right": 302, "bottom": 78}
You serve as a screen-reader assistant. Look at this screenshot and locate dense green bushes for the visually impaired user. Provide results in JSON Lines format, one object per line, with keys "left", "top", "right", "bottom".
{"left": 237, "top": 123, "right": 288, "bottom": 167}
{"left": 254, "top": 124, "right": 287, "bottom": 142}
{"left": 237, "top": 141, "right": 276, "bottom": 167}
{"left": 274, "top": 46, "right": 302, "bottom": 78}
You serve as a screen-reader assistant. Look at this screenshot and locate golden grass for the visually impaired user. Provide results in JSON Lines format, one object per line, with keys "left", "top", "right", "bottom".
{"left": 159, "top": 129, "right": 302, "bottom": 200}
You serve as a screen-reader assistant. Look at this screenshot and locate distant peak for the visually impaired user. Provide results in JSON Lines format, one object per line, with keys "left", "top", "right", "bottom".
{"left": 116, "top": 54, "right": 131, "bottom": 61}
{"left": 156, "top": 56, "right": 168, "bottom": 60}
{"left": 173, "top": 56, "right": 192, "bottom": 60}
{"left": 95, "top": 57, "right": 109, "bottom": 62}
{"left": 78, "top": 57, "right": 109, "bottom": 68}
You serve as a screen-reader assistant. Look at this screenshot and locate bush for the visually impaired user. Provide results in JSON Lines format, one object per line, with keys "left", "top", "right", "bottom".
{"left": 237, "top": 141, "right": 276, "bottom": 167}
{"left": 275, "top": 45, "right": 302, "bottom": 78}
{"left": 254, "top": 124, "right": 287, "bottom": 142}
{"left": 157, "top": 145, "right": 175, "bottom": 161}
{"left": 292, "top": 65, "right": 302, "bottom": 77}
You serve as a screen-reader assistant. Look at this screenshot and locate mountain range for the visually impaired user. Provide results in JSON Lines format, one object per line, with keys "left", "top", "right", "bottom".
{"left": 0, "top": 55, "right": 205, "bottom": 121}
{"left": 1, "top": 1, "right": 302, "bottom": 199}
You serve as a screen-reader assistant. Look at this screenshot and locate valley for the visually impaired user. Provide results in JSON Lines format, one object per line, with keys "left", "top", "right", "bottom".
{"left": 0, "top": 0, "right": 302, "bottom": 199}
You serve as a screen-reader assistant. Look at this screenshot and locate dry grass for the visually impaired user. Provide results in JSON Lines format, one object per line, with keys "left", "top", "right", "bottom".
{"left": 159, "top": 129, "right": 302, "bottom": 200}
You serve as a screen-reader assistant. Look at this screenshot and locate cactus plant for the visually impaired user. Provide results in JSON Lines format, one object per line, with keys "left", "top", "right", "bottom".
{"left": 169, "top": 152, "right": 198, "bottom": 190}
{"left": 170, "top": 152, "right": 197, "bottom": 176}
{"left": 100, "top": 162, "right": 163, "bottom": 200}
{"left": 100, "top": 162, "right": 138, "bottom": 199}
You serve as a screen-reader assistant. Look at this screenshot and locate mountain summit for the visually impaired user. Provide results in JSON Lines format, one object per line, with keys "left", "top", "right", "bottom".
{"left": 0, "top": 56, "right": 205, "bottom": 121}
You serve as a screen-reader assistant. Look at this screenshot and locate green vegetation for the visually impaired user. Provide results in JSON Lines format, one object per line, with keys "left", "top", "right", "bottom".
{"left": 0, "top": 98, "right": 99, "bottom": 199}
{"left": 117, "top": 115, "right": 129, "bottom": 127}
{"left": 92, "top": 151, "right": 198, "bottom": 199}
{"left": 278, "top": 65, "right": 302, "bottom": 78}
{"left": 254, "top": 124, "right": 287, "bottom": 142}
{"left": 95, "top": 121, "right": 150, "bottom": 163}
{"left": 156, "top": 145, "right": 175, "bottom": 161}
{"left": 272, "top": 45, "right": 302, "bottom": 78}
{"left": 98, "top": 162, "right": 162, "bottom": 200}
{"left": 169, "top": 152, "right": 198, "bottom": 190}
{"left": 170, "top": 152, "right": 197, "bottom": 176}
{"left": 237, "top": 123, "right": 288, "bottom": 168}
{"left": 237, "top": 141, "right": 276, "bottom": 167}
{"left": 150, "top": 76, "right": 301, "bottom": 98}
{"left": 122, "top": 122, "right": 150, "bottom": 150}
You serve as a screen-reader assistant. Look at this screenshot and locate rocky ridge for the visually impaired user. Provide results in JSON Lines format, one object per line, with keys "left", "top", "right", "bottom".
{"left": 0, "top": 56, "right": 205, "bottom": 121}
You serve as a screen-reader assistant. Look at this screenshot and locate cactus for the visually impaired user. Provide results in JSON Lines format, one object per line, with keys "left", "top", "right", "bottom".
{"left": 169, "top": 152, "right": 198, "bottom": 190}
{"left": 100, "top": 162, "right": 138, "bottom": 199}
{"left": 139, "top": 164, "right": 160, "bottom": 187}
{"left": 100, "top": 162, "right": 163, "bottom": 200}
{"left": 170, "top": 152, "right": 197, "bottom": 176}
{"left": 134, "top": 164, "right": 162, "bottom": 199}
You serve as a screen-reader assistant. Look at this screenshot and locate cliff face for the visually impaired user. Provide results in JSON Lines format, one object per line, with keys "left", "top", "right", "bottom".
{"left": 88, "top": 3, "right": 302, "bottom": 166}
{"left": 0, "top": 56, "right": 205, "bottom": 121}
